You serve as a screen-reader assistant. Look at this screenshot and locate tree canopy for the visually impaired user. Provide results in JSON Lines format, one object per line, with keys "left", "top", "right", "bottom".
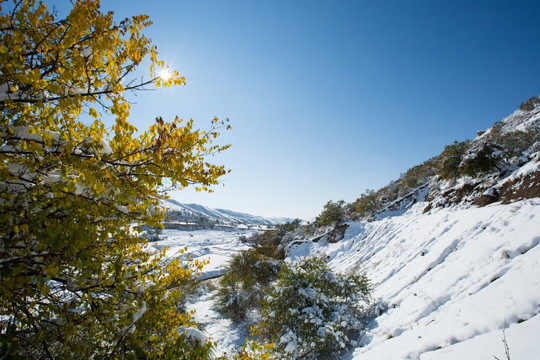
{"left": 0, "top": 0, "right": 229, "bottom": 358}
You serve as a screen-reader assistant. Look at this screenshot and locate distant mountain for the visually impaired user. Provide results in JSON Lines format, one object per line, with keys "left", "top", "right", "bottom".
{"left": 160, "top": 200, "right": 295, "bottom": 229}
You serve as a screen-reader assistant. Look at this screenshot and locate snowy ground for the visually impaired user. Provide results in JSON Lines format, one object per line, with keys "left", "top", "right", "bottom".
{"left": 289, "top": 199, "right": 540, "bottom": 359}
{"left": 186, "top": 286, "right": 250, "bottom": 357}
{"left": 151, "top": 229, "right": 254, "bottom": 280}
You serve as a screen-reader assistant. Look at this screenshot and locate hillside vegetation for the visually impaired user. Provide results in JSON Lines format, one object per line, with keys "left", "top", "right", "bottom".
{"left": 257, "top": 95, "right": 540, "bottom": 250}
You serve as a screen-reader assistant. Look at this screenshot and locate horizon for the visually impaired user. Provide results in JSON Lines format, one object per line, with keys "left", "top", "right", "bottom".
{"left": 47, "top": 0, "right": 540, "bottom": 219}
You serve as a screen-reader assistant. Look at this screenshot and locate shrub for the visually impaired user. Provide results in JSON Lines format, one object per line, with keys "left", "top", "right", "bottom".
{"left": 458, "top": 124, "right": 540, "bottom": 177}
{"left": 316, "top": 200, "right": 346, "bottom": 227}
{"left": 144, "top": 225, "right": 163, "bottom": 242}
{"left": 402, "top": 158, "right": 438, "bottom": 189}
{"left": 519, "top": 96, "right": 540, "bottom": 111}
{"left": 437, "top": 140, "right": 469, "bottom": 180}
{"left": 231, "top": 338, "right": 274, "bottom": 360}
{"left": 375, "top": 180, "right": 400, "bottom": 205}
{"left": 254, "top": 240, "right": 286, "bottom": 260}
{"left": 247, "top": 219, "right": 302, "bottom": 250}
{"left": 459, "top": 143, "right": 505, "bottom": 176}
{"left": 489, "top": 125, "right": 538, "bottom": 158}
{"left": 255, "top": 257, "right": 372, "bottom": 360}
{"left": 349, "top": 189, "right": 379, "bottom": 220}
{"left": 215, "top": 246, "right": 281, "bottom": 323}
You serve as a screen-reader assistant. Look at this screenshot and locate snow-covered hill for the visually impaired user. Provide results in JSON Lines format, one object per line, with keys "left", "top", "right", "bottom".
{"left": 279, "top": 102, "right": 540, "bottom": 358}
{"left": 161, "top": 199, "right": 295, "bottom": 228}
{"left": 287, "top": 199, "right": 540, "bottom": 359}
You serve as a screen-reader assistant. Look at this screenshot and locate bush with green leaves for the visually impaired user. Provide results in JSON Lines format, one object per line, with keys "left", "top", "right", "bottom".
{"left": 255, "top": 256, "right": 372, "bottom": 360}
{"left": 316, "top": 200, "right": 346, "bottom": 227}
{"left": 437, "top": 140, "right": 470, "bottom": 180}
{"left": 401, "top": 158, "right": 438, "bottom": 190}
{"left": 352, "top": 189, "right": 378, "bottom": 217}
{"left": 215, "top": 246, "right": 281, "bottom": 323}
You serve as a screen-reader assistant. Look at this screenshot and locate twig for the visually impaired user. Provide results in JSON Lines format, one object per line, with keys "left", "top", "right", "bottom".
{"left": 492, "top": 328, "right": 511, "bottom": 360}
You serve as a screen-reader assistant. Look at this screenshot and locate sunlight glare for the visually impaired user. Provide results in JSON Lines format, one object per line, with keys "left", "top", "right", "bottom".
{"left": 159, "top": 67, "right": 172, "bottom": 81}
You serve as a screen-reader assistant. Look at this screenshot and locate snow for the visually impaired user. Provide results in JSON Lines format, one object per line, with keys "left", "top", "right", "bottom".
{"left": 420, "top": 314, "right": 540, "bottom": 360}
{"left": 186, "top": 286, "right": 251, "bottom": 356}
{"left": 132, "top": 301, "right": 146, "bottom": 323}
{"left": 483, "top": 187, "right": 498, "bottom": 197}
{"left": 497, "top": 107, "right": 540, "bottom": 134}
{"left": 286, "top": 200, "right": 540, "bottom": 359}
{"left": 183, "top": 327, "right": 206, "bottom": 346}
{"left": 148, "top": 103, "right": 540, "bottom": 358}
{"left": 501, "top": 151, "right": 540, "bottom": 185}
{"left": 281, "top": 330, "right": 299, "bottom": 354}
{"left": 81, "top": 47, "right": 93, "bottom": 58}
{"left": 152, "top": 229, "right": 255, "bottom": 280}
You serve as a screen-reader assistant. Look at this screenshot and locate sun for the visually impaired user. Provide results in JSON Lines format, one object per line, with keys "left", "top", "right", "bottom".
{"left": 158, "top": 67, "right": 172, "bottom": 81}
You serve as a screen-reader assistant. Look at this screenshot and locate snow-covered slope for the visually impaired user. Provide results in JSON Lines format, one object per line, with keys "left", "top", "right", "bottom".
{"left": 288, "top": 199, "right": 540, "bottom": 359}
{"left": 161, "top": 199, "right": 295, "bottom": 227}
{"left": 274, "top": 101, "right": 540, "bottom": 358}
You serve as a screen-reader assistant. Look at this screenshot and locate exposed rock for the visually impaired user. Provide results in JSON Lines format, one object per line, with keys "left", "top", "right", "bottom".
{"left": 500, "top": 171, "right": 540, "bottom": 204}
{"left": 310, "top": 223, "right": 350, "bottom": 244}
{"left": 474, "top": 187, "right": 499, "bottom": 207}
{"left": 328, "top": 223, "right": 350, "bottom": 243}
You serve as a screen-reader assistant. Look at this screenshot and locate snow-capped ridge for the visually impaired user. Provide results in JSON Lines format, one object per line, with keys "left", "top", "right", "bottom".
{"left": 161, "top": 199, "right": 295, "bottom": 228}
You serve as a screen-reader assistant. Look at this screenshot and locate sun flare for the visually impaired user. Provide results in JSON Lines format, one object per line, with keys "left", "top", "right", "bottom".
{"left": 158, "top": 67, "right": 172, "bottom": 81}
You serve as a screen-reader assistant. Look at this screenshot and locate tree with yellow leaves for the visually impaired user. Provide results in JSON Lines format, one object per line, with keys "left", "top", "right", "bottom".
{"left": 0, "top": 0, "right": 230, "bottom": 358}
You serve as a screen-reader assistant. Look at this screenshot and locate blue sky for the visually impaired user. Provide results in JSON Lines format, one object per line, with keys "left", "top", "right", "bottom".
{"left": 50, "top": 0, "right": 540, "bottom": 219}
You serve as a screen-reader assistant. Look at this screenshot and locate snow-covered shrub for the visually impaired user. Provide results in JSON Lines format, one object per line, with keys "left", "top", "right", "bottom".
{"left": 490, "top": 126, "right": 539, "bottom": 159}
{"left": 256, "top": 256, "right": 372, "bottom": 360}
{"left": 458, "top": 123, "right": 539, "bottom": 178}
{"left": 216, "top": 247, "right": 281, "bottom": 322}
{"left": 519, "top": 95, "right": 540, "bottom": 111}
{"left": 143, "top": 225, "right": 163, "bottom": 242}
{"left": 247, "top": 219, "right": 303, "bottom": 250}
{"left": 459, "top": 143, "right": 505, "bottom": 176}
